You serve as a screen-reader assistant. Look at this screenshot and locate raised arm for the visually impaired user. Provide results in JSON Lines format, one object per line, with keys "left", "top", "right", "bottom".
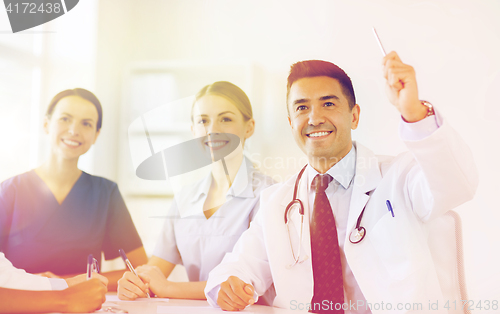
{"left": 383, "top": 51, "right": 478, "bottom": 221}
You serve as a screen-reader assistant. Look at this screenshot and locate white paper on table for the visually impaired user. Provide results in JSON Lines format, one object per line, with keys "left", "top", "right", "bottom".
{"left": 105, "top": 295, "right": 170, "bottom": 303}
{"left": 157, "top": 305, "right": 254, "bottom": 313}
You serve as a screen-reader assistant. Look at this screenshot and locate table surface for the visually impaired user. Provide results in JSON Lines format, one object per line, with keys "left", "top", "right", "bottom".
{"left": 93, "top": 294, "right": 302, "bottom": 314}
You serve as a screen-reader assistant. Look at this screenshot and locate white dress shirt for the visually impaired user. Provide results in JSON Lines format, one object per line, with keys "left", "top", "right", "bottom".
{"left": 153, "top": 157, "right": 275, "bottom": 282}
{"left": 0, "top": 253, "right": 68, "bottom": 290}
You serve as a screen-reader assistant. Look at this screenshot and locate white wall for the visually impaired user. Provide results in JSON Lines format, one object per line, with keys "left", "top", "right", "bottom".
{"left": 0, "top": 0, "right": 99, "bottom": 176}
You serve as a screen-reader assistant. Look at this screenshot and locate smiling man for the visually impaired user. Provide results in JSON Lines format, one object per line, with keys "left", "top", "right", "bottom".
{"left": 204, "top": 52, "right": 478, "bottom": 313}
{"left": 287, "top": 61, "right": 359, "bottom": 174}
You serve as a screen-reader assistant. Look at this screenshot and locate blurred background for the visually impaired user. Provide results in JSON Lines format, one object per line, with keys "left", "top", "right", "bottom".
{"left": 1, "top": 0, "right": 499, "bottom": 301}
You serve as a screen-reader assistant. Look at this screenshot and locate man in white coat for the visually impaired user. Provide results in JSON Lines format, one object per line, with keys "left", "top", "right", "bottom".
{"left": 204, "top": 52, "right": 478, "bottom": 313}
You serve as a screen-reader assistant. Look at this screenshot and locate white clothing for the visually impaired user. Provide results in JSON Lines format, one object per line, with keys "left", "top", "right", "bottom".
{"left": 205, "top": 114, "right": 478, "bottom": 314}
{"left": 0, "top": 252, "right": 67, "bottom": 290}
{"left": 153, "top": 157, "right": 275, "bottom": 282}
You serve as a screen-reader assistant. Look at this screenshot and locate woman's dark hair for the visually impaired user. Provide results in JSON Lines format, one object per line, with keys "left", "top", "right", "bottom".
{"left": 192, "top": 81, "right": 253, "bottom": 121}
{"left": 46, "top": 88, "right": 103, "bottom": 131}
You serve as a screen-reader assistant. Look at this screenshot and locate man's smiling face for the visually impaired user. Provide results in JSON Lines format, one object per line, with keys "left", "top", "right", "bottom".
{"left": 287, "top": 76, "right": 360, "bottom": 173}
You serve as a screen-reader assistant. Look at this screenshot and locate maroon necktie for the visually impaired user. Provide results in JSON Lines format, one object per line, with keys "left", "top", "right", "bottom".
{"left": 310, "top": 174, "right": 344, "bottom": 313}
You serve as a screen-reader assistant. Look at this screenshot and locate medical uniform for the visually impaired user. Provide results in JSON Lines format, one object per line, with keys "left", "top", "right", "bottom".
{"left": 0, "top": 171, "right": 143, "bottom": 275}
{"left": 205, "top": 112, "right": 478, "bottom": 314}
{"left": 0, "top": 252, "right": 67, "bottom": 290}
{"left": 153, "top": 157, "right": 275, "bottom": 282}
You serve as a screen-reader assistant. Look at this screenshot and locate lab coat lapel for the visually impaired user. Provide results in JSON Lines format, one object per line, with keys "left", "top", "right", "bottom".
{"left": 346, "top": 142, "right": 382, "bottom": 236}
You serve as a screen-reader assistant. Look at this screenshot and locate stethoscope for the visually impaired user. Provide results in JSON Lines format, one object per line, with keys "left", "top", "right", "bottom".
{"left": 284, "top": 165, "right": 368, "bottom": 268}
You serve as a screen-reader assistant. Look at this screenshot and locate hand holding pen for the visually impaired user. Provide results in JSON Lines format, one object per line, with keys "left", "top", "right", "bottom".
{"left": 118, "top": 249, "right": 151, "bottom": 299}
{"left": 60, "top": 255, "right": 108, "bottom": 287}
{"left": 372, "top": 27, "right": 426, "bottom": 123}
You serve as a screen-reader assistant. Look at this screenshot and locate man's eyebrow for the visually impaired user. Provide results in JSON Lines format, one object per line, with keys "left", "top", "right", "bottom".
{"left": 292, "top": 98, "right": 309, "bottom": 106}
{"left": 292, "top": 95, "right": 340, "bottom": 106}
{"left": 319, "top": 95, "right": 340, "bottom": 101}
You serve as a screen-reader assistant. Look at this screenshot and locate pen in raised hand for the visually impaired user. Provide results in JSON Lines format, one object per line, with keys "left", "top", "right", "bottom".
{"left": 372, "top": 27, "right": 387, "bottom": 56}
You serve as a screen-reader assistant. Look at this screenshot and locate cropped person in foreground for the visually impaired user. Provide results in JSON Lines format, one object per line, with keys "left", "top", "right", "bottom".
{"left": 0, "top": 252, "right": 107, "bottom": 313}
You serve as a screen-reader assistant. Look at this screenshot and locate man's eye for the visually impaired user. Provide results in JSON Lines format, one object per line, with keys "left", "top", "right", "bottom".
{"left": 197, "top": 119, "right": 207, "bottom": 124}
{"left": 324, "top": 102, "right": 335, "bottom": 107}
{"left": 83, "top": 122, "right": 93, "bottom": 128}
{"left": 60, "top": 117, "right": 69, "bottom": 122}
{"left": 296, "top": 105, "right": 307, "bottom": 111}
{"left": 221, "top": 117, "right": 232, "bottom": 122}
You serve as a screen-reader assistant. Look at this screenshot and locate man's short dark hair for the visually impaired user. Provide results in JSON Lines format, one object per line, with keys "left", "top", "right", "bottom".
{"left": 286, "top": 60, "right": 356, "bottom": 114}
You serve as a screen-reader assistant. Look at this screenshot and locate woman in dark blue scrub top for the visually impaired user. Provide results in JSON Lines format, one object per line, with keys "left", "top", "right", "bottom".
{"left": 0, "top": 88, "right": 147, "bottom": 290}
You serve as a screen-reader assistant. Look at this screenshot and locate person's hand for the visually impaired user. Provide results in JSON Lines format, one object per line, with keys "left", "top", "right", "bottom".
{"left": 35, "top": 271, "right": 60, "bottom": 278}
{"left": 65, "top": 273, "right": 109, "bottom": 287}
{"left": 217, "top": 276, "right": 255, "bottom": 311}
{"left": 383, "top": 51, "right": 427, "bottom": 122}
{"left": 117, "top": 271, "right": 150, "bottom": 300}
{"left": 58, "top": 278, "right": 107, "bottom": 313}
{"left": 135, "top": 265, "right": 169, "bottom": 297}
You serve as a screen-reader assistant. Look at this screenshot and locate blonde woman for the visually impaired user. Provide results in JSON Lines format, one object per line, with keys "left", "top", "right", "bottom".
{"left": 118, "top": 81, "right": 274, "bottom": 300}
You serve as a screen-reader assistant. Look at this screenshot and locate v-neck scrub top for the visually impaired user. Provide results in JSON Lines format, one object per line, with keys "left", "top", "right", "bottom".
{"left": 0, "top": 170, "right": 143, "bottom": 275}
{"left": 153, "top": 157, "right": 275, "bottom": 282}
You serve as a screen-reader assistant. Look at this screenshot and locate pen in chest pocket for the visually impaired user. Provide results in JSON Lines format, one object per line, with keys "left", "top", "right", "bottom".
{"left": 386, "top": 200, "right": 395, "bottom": 217}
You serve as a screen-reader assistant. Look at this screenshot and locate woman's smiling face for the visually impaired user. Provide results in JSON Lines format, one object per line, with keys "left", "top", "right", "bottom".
{"left": 44, "top": 95, "right": 100, "bottom": 161}
{"left": 191, "top": 94, "right": 254, "bottom": 155}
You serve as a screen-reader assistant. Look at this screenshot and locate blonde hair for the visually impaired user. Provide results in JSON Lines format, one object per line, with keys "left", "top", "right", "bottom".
{"left": 192, "top": 81, "right": 253, "bottom": 121}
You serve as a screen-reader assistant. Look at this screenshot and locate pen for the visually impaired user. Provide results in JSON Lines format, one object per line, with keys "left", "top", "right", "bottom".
{"left": 87, "top": 254, "right": 95, "bottom": 280}
{"left": 386, "top": 200, "right": 395, "bottom": 217}
{"left": 372, "top": 27, "right": 387, "bottom": 56}
{"left": 119, "top": 249, "right": 150, "bottom": 298}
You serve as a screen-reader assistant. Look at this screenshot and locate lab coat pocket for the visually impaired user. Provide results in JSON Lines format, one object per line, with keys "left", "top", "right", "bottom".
{"left": 369, "top": 211, "right": 425, "bottom": 281}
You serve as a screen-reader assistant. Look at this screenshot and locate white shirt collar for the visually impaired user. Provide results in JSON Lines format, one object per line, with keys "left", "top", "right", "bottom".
{"left": 227, "top": 158, "right": 255, "bottom": 198}
{"left": 189, "top": 156, "right": 255, "bottom": 204}
{"left": 306, "top": 145, "right": 356, "bottom": 190}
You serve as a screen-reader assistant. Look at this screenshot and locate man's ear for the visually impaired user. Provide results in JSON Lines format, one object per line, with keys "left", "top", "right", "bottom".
{"left": 351, "top": 104, "right": 360, "bottom": 130}
{"left": 288, "top": 116, "right": 292, "bottom": 128}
